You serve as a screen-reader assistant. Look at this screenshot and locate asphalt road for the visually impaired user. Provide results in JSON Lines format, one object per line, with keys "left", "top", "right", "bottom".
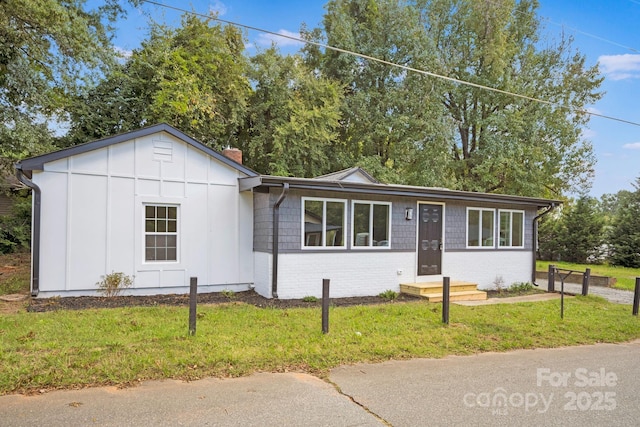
{"left": 2, "top": 340, "right": 638, "bottom": 426}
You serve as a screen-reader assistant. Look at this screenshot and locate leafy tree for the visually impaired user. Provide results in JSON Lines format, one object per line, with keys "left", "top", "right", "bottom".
{"left": 416, "top": 0, "right": 603, "bottom": 197}
{"left": 0, "top": 0, "right": 136, "bottom": 170}
{"left": 600, "top": 190, "right": 633, "bottom": 223}
{"left": 537, "top": 210, "right": 564, "bottom": 261}
{"left": 608, "top": 177, "right": 640, "bottom": 268}
{"left": 240, "top": 47, "right": 342, "bottom": 177}
{"left": 561, "top": 196, "right": 604, "bottom": 263}
{"left": 304, "top": 0, "right": 455, "bottom": 187}
{"left": 66, "top": 13, "right": 250, "bottom": 149}
{"left": 308, "top": 0, "right": 602, "bottom": 195}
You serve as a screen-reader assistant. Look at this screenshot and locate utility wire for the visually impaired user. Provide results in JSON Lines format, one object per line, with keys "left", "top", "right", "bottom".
{"left": 140, "top": 0, "right": 640, "bottom": 128}
{"left": 541, "top": 17, "right": 639, "bottom": 54}
{"left": 484, "top": 0, "right": 640, "bottom": 54}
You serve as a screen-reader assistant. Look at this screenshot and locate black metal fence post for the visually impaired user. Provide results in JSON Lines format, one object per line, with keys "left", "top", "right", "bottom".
{"left": 633, "top": 278, "right": 640, "bottom": 316}
{"left": 582, "top": 268, "right": 591, "bottom": 297}
{"left": 189, "top": 277, "right": 197, "bottom": 336}
{"left": 442, "top": 277, "right": 450, "bottom": 324}
{"left": 548, "top": 264, "right": 555, "bottom": 292}
{"left": 322, "top": 279, "right": 330, "bottom": 334}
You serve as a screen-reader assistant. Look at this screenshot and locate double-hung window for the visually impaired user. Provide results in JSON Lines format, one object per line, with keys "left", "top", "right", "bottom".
{"left": 467, "top": 208, "right": 495, "bottom": 248}
{"left": 145, "top": 205, "right": 178, "bottom": 261}
{"left": 352, "top": 201, "right": 391, "bottom": 248}
{"left": 499, "top": 210, "right": 524, "bottom": 248}
{"left": 302, "top": 198, "right": 346, "bottom": 248}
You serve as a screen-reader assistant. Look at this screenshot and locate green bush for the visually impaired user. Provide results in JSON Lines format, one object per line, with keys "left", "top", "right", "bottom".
{"left": 378, "top": 289, "right": 398, "bottom": 301}
{"left": 221, "top": 289, "right": 236, "bottom": 299}
{"left": 302, "top": 296, "right": 318, "bottom": 302}
{"left": 509, "top": 282, "right": 535, "bottom": 293}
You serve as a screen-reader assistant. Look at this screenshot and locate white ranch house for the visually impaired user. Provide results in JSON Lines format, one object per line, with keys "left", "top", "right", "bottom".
{"left": 16, "top": 124, "right": 559, "bottom": 299}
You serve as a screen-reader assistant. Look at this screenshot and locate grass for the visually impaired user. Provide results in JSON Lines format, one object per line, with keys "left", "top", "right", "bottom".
{"left": 1, "top": 297, "right": 638, "bottom": 395}
{"left": 537, "top": 260, "right": 640, "bottom": 291}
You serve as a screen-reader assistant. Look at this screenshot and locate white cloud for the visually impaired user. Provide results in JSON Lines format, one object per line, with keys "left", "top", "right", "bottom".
{"left": 581, "top": 128, "right": 596, "bottom": 139}
{"left": 598, "top": 54, "right": 640, "bottom": 80}
{"left": 623, "top": 142, "right": 640, "bottom": 150}
{"left": 257, "top": 29, "right": 304, "bottom": 47}
{"left": 114, "top": 46, "right": 132, "bottom": 60}
{"left": 209, "top": 0, "right": 227, "bottom": 16}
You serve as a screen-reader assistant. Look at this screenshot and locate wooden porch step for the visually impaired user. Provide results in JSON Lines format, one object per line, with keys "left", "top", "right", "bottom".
{"left": 400, "top": 281, "right": 479, "bottom": 296}
{"left": 400, "top": 281, "right": 487, "bottom": 302}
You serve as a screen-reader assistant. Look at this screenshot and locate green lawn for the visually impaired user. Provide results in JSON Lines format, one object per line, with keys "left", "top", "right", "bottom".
{"left": 537, "top": 261, "right": 640, "bottom": 291}
{"left": 1, "top": 297, "right": 638, "bottom": 395}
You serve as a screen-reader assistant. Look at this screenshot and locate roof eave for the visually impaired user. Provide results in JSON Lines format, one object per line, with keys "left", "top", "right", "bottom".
{"left": 15, "top": 123, "right": 259, "bottom": 178}
{"left": 239, "top": 175, "right": 560, "bottom": 208}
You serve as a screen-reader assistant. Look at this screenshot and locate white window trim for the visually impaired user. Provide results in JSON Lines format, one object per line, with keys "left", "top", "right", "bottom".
{"left": 142, "top": 202, "right": 181, "bottom": 264}
{"left": 301, "top": 197, "right": 347, "bottom": 249}
{"left": 466, "top": 207, "right": 496, "bottom": 249}
{"left": 350, "top": 200, "right": 392, "bottom": 249}
{"left": 498, "top": 209, "right": 525, "bottom": 249}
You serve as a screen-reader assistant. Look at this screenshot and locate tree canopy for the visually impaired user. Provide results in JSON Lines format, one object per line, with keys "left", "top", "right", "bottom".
{"left": 304, "top": 0, "right": 456, "bottom": 186}
{"left": 66, "top": 13, "right": 250, "bottom": 149}
{"left": 304, "top": 0, "right": 602, "bottom": 196}
{"left": 608, "top": 178, "right": 640, "bottom": 268}
{"left": 4, "top": 0, "right": 606, "bottom": 199}
{"left": 239, "top": 47, "right": 343, "bottom": 177}
{"left": 0, "top": 0, "right": 136, "bottom": 171}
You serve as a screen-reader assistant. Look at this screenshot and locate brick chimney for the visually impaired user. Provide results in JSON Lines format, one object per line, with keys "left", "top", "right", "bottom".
{"left": 222, "top": 147, "right": 242, "bottom": 164}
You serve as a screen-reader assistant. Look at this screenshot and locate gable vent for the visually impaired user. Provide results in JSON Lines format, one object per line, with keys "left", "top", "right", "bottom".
{"left": 153, "top": 140, "right": 173, "bottom": 162}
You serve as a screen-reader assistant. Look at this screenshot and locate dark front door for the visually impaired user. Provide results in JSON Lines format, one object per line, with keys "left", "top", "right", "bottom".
{"left": 418, "top": 203, "right": 443, "bottom": 275}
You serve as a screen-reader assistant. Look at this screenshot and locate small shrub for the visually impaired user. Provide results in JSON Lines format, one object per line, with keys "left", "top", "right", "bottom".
{"left": 493, "top": 275, "right": 505, "bottom": 293}
{"left": 96, "top": 272, "right": 134, "bottom": 297}
{"left": 221, "top": 289, "right": 236, "bottom": 299}
{"left": 302, "top": 296, "right": 318, "bottom": 302}
{"left": 378, "top": 289, "right": 398, "bottom": 301}
{"left": 510, "top": 282, "right": 535, "bottom": 293}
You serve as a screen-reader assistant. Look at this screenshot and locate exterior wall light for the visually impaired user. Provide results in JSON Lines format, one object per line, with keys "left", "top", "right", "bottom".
{"left": 405, "top": 207, "right": 413, "bottom": 221}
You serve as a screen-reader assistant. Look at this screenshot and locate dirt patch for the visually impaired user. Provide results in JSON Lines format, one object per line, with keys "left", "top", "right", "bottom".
{"left": 27, "top": 290, "right": 422, "bottom": 312}
{"left": 0, "top": 252, "right": 31, "bottom": 314}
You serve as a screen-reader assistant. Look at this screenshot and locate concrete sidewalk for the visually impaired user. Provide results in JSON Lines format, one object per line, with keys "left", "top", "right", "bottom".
{"left": 454, "top": 292, "right": 564, "bottom": 306}
{"left": 2, "top": 340, "right": 639, "bottom": 426}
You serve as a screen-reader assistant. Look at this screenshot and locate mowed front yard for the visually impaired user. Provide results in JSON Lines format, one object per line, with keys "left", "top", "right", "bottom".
{"left": 1, "top": 295, "right": 639, "bottom": 395}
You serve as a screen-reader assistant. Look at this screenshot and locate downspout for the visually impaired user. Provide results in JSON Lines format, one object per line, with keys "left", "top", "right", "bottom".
{"left": 15, "top": 166, "right": 41, "bottom": 297}
{"left": 271, "top": 183, "right": 289, "bottom": 298}
{"left": 532, "top": 203, "right": 556, "bottom": 286}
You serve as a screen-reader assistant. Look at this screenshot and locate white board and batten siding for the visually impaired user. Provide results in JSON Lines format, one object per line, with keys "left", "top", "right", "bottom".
{"left": 34, "top": 131, "right": 253, "bottom": 296}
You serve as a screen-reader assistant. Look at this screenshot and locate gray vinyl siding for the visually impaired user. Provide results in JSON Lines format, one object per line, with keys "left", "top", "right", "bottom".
{"left": 445, "top": 202, "right": 535, "bottom": 251}
{"left": 254, "top": 189, "right": 537, "bottom": 253}
{"left": 253, "top": 188, "right": 416, "bottom": 253}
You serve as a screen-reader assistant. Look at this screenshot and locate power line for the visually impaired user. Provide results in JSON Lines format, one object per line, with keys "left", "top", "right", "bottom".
{"left": 540, "top": 17, "right": 639, "bottom": 54}
{"left": 140, "top": 0, "right": 640, "bottom": 128}
{"left": 484, "top": 0, "right": 640, "bottom": 54}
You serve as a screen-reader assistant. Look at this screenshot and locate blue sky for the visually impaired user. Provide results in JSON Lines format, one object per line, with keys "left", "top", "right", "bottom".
{"left": 112, "top": 0, "right": 640, "bottom": 197}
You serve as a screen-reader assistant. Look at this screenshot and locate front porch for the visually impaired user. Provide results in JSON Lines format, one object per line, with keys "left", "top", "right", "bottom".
{"left": 400, "top": 281, "right": 487, "bottom": 302}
